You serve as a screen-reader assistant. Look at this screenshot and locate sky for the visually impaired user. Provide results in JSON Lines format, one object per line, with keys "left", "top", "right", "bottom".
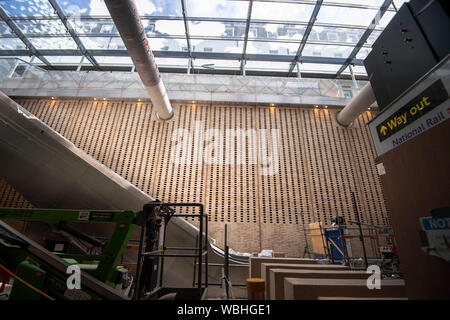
{"left": 0, "top": 0, "right": 407, "bottom": 21}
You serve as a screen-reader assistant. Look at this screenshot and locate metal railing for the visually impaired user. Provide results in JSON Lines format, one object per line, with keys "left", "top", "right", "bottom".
{"left": 302, "top": 192, "right": 402, "bottom": 277}
{"left": 132, "top": 202, "right": 208, "bottom": 300}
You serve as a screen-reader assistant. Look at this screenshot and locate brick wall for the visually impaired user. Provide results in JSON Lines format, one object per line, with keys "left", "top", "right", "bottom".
{"left": 0, "top": 98, "right": 389, "bottom": 257}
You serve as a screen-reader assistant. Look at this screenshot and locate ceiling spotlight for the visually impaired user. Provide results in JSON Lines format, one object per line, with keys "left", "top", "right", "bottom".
{"left": 103, "top": 98, "right": 106, "bottom": 100}
{"left": 93, "top": 98, "right": 97, "bottom": 100}
{"left": 324, "top": 105, "right": 328, "bottom": 109}
{"left": 138, "top": 99, "right": 141, "bottom": 102}
{"left": 51, "top": 97, "right": 55, "bottom": 100}
{"left": 315, "top": 105, "right": 318, "bottom": 108}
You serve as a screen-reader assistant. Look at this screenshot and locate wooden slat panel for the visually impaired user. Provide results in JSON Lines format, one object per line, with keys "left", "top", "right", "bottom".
{"left": 1, "top": 98, "right": 390, "bottom": 257}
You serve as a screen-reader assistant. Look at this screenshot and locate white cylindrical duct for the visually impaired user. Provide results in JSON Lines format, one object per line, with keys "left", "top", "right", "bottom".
{"left": 104, "top": 0, "right": 174, "bottom": 120}
{"left": 146, "top": 81, "right": 172, "bottom": 120}
{"left": 336, "top": 82, "right": 376, "bottom": 126}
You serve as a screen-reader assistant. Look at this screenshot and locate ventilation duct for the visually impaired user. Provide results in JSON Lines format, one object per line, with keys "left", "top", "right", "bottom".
{"left": 104, "top": 0, "right": 174, "bottom": 120}
{"left": 336, "top": 83, "right": 376, "bottom": 126}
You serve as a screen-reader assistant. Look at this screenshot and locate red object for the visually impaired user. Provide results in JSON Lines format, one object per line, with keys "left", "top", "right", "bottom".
{"left": 375, "top": 228, "right": 398, "bottom": 254}
{"left": 0, "top": 268, "right": 12, "bottom": 293}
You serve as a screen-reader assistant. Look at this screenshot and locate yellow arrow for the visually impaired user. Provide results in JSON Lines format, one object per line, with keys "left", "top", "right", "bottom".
{"left": 380, "top": 125, "right": 388, "bottom": 135}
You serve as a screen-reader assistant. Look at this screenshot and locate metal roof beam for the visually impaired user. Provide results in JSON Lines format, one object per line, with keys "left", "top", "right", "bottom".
{"left": 335, "top": 0, "right": 393, "bottom": 76}
{"left": 180, "top": 0, "right": 193, "bottom": 70}
{"left": 229, "top": 0, "right": 393, "bottom": 11}
{"left": 8, "top": 15, "right": 386, "bottom": 31}
{"left": 0, "top": 49, "right": 364, "bottom": 65}
{"left": 288, "top": 0, "right": 323, "bottom": 74}
{"left": 48, "top": 0, "right": 100, "bottom": 70}
{"left": 228, "top": 0, "right": 395, "bottom": 11}
{"left": 241, "top": 0, "right": 253, "bottom": 75}
{"left": 0, "top": 34, "right": 372, "bottom": 48}
{"left": 0, "top": 5, "right": 51, "bottom": 67}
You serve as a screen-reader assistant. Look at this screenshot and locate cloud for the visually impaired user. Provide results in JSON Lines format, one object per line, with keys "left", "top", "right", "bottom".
{"left": 154, "top": 20, "right": 185, "bottom": 36}
{"left": 87, "top": 0, "right": 164, "bottom": 17}
{"left": 89, "top": 0, "right": 109, "bottom": 15}
{"left": 252, "top": 2, "right": 312, "bottom": 21}
{"left": 135, "top": 1, "right": 157, "bottom": 15}
{"left": 189, "top": 21, "right": 225, "bottom": 37}
{"left": 187, "top": 0, "right": 248, "bottom": 19}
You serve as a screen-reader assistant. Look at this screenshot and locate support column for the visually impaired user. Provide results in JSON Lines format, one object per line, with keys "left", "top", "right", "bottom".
{"left": 7, "top": 59, "right": 19, "bottom": 78}
{"left": 349, "top": 64, "right": 359, "bottom": 89}
{"left": 76, "top": 56, "right": 85, "bottom": 72}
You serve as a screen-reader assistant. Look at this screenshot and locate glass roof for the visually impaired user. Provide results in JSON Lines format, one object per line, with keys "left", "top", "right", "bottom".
{"left": 0, "top": 0, "right": 406, "bottom": 78}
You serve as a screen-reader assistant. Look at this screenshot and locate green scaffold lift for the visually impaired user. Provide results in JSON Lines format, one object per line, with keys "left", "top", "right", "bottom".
{"left": 0, "top": 202, "right": 208, "bottom": 300}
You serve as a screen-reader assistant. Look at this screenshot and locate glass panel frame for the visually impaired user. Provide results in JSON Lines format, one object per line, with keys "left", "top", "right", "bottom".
{"left": 155, "top": 57, "right": 190, "bottom": 68}
{"left": 15, "top": 19, "right": 68, "bottom": 35}
{"left": 251, "top": 1, "right": 315, "bottom": 23}
{"left": 80, "top": 36, "right": 125, "bottom": 50}
{"left": 194, "top": 58, "right": 240, "bottom": 70}
{"left": 246, "top": 40, "right": 299, "bottom": 56}
{"left": 0, "top": 0, "right": 398, "bottom": 77}
{"left": 302, "top": 43, "right": 354, "bottom": 59}
{"left": 43, "top": 55, "right": 92, "bottom": 65}
{"left": 0, "top": 21, "right": 12, "bottom": 35}
{"left": 248, "top": 23, "right": 305, "bottom": 42}
{"left": 96, "top": 56, "right": 133, "bottom": 66}
{"left": 28, "top": 37, "right": 78, "bottom": 50}
{"left": 0, "top": 37, "right": 26, "bottom": 50}
{"left": 188, "top": 20, "right": 245, "bottom": 39}
{"left": 191, "top": 39, "right": 244, "bottom": 54}
{"left": 244, "top": 60, "right": 291, "bottom": 71}
{"left": 0, "top": 0, "right": 57, "bottom": 17}
{"left": 316, "top": 6, "right": 379, "bottom": 27}
{"left": 186, "top": 0, "right": 249, "bottom": 19}
{"left": 310, "top": 26, "right": 365, "bottom": 45}
{"left": 69, "top": 18, "right": 118, "bottom": 35}
{"left": 298, "top": 63, "right": 342, "bottom": 74}
{"left": 341, "top": 65, "right": 368, "bottom": 76}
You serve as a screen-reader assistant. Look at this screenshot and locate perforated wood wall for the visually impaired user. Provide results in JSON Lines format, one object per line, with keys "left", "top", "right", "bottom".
{"left": 0, "top": 98, "right": 389, "bottom": 256}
